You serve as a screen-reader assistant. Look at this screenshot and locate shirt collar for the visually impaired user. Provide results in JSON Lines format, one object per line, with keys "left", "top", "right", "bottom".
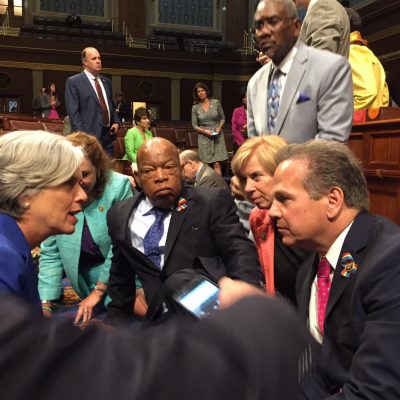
{"left": 272, "top": 40, "right": 299, "bottom": 75}
{"left": 323, "top": 221, "right": 354, "bottom": 270}
{"left": 139, "top": 196, "right": 174, "bottom": 214}
{"left": 84, "top": 69, "right": 98, "bottom": 80}
{"left": 195, "top": 162, "right": 204, "bottom": 181}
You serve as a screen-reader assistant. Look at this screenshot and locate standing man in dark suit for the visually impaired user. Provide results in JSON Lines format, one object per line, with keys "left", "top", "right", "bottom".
{"left": 268, "top": 140, "right": 400, "bottom": 399}
{"left": 106, "top": 138, "right": 260, "bottom": 326}
{"left": 179, "top": 149, "right": 228, "bottom": 189}
{"left": 65, "top": 47, "right": 120, "bottom": 155}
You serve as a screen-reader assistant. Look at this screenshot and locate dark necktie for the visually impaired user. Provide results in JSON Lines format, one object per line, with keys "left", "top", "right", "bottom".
{"left": 94, "top": 77, "right": 110, "bottom": 127}
{"left": 267, "top": 68, "right": 282, "bottom": 132}
{"left": 317, "top": 257, "right": 332, "bottom": 335}
{"left": 143, "top": 207, "right": 168, "bottom": 269}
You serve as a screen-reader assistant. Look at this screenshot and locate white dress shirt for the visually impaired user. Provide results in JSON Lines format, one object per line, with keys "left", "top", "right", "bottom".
{"left": 83, "top": 68, "right": 111, "bottom": 122}
{"left": 270, "top": 41, "right": 299, "bottom": 94}
{"left": 128, "top": 197, "right": 172, "bottom": 270}
{"left": 309, "top": 221, "right": 353, "bottom": 343}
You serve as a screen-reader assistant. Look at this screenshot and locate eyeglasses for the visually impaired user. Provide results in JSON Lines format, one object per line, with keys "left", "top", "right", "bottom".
{"left": 254, "top": 16, "right": 294, "bottom": 31}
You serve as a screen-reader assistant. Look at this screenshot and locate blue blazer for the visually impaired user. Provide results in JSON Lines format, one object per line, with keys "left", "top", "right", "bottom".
{"left": 38, "top": 172, "right": 133, "bottom": 302}
{"left": 0, "top": 214, "right": 41, "bottom": 314}
{"left": 65, "top": 71, "right": 120, "bottom": 140}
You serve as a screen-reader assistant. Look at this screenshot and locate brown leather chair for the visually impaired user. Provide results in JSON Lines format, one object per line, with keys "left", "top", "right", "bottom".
{"left": 9, "top": 120, "right": 45, "bottom": 130}
{"left": 43, "top": 122, "right": 64, "bottom": 134}
{"left": 113, "top": 136, "right": 126, "bottom": 159}
{"left": 223, "top": 132, "right": 235, "bottom": 159}
{"left": 185, "top": 130, "right": 199, "bottom": 150}
{"left": 153, "top": 127, "right": 177, "bottom": 145}
{"left": 174, "top": 128, "right": 187, "bottom": 150}
{"left": 112, "top": 159, "right": 133, "bottom": 177}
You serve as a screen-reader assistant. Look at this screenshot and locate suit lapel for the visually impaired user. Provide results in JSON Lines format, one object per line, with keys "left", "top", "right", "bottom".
{"left": 195, "top": 164, "right": 206, "bottom": 185}
{"left": 112, "top": 192, "right": 143, "bottom": 244}
{"left": 325, "top": 213, "right": 372, "bottom": 320}
{"left": 81, "top": 72, "right": 100, "bottom": 107}
{"left": 275, "top": 43, "right": 307, "bottom": 134}
{"left": 164, "top": 187, "right": 193, "bottom": 263}
{"left": 257, "top": 63, "right": 272, "bottom": 134}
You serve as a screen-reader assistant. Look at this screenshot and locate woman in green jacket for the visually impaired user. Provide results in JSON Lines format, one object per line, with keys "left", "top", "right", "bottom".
{"left": 124, "top": 107, "right": 153, "bottom": 167}
{"left": 38, "top": 132, "right": 133, "bottom": 325}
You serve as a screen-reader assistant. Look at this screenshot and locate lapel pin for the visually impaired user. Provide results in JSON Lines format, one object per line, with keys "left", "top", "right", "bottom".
{"left": 191, "top": 225, "right": 199, "bottom": 232}
{"left": 176, "top": 197, "right": 188, "bottom": 212}
{"left": 340, "top": 252, "right": 358, "bottom": 277}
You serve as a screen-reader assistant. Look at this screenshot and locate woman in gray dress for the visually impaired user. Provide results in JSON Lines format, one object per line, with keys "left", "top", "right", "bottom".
{"left": 191, "top": 82, "right": 229, "bottom": 175}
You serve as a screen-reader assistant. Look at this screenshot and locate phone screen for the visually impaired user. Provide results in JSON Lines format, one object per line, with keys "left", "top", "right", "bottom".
{"left": 174, "top": 279, "right": 220, "bottom": 319}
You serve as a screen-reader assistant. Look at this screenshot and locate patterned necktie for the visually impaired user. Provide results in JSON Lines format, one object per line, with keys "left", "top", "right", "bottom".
{"left": 143, "top": 207, "right": 168, "bottom": 269}
{"left": 267, "top": 68, "right": 282, "bottom": 133}
{"left": 317, "top": 257, "right": 332, "bottom": 335}
{"left": 94, "top": 77, "right": 110, "bottom": 126}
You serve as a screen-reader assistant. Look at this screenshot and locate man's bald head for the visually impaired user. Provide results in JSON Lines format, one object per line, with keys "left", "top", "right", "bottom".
{"left": 137, "top": 138, "right": 183, "bottom": 208}
{"left": 137, "top": 137, "right": 179, "bottom": 167}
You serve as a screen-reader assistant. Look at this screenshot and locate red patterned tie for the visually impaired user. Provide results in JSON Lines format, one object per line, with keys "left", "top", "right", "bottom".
{"left": 94, "top": 77, "right": 110, "bottom": 126}
{"left": 317, "top": 257, "right": 331, "bottom": 335}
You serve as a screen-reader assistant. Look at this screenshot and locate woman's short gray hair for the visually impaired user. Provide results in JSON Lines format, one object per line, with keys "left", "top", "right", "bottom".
{"left": 0, "top": 130, "right": 84, "bottom": 218}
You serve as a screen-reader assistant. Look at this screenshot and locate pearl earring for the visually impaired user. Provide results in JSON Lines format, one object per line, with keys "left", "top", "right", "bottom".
{"left": 23, "top": 202, "right": 30, "bottom": 209}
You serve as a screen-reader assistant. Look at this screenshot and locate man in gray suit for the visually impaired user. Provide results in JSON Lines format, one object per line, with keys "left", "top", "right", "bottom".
{"left": 179, "top": 150, "right": 228, "bottom": 189}
{"left": 247, "top": 0, "right": 353, "bottom": 142}
{"left": 294, "top": 0, "right": 350, "bottom": 57}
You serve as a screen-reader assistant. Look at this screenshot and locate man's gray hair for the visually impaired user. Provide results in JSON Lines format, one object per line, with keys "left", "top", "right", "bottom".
{"left": 0, "top": 130, "right": 84, "bottom": 218}
{"left": 256, "top": 0, "right": 298, "bottom": 19}
{"left": 276, "top": 140, "right": 369, "bottom": 211}
{"left": 180, "top": 150, "right": 201, "bottom": 163}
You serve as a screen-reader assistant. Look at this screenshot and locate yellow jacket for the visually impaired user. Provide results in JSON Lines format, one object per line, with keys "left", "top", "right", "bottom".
{"left": 349, "top": 31, "right": 389, "bottom": 110}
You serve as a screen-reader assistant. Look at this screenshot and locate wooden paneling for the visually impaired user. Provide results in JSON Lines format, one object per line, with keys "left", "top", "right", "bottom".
{"left": 121, "top": 75, "right": 171, "bottom": 120}
{"left": 0, "top": 68, "right": 33, "bottom": 114}
{"left": 349, "top": 113, "right": 400, "bottom": 224}
{"left": 225, "top": 0, "right": 250, "bottom": 47}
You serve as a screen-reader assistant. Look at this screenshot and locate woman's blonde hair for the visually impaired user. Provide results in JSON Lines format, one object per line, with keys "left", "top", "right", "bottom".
{"left": 231, "top": 135, "right": 288, "bottom": 190}
{"left": 0, "top": 130, "right": 84, "bottom": 218}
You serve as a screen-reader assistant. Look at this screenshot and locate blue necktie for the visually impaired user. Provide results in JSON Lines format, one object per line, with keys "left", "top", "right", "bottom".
{"left": 267, "top": 68, "right": 282, "bottom": 133}
{"left": 143, "top": 207, "right": 168, "bottom": 268}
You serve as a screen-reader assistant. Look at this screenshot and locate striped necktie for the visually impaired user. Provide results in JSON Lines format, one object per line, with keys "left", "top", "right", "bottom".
{"left": 267, "top": 68, "right": 282, "bottom": 133}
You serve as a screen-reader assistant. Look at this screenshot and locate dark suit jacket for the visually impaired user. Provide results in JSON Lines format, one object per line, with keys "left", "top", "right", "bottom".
{"left": 0, "top": 295, "right": 311, "bottom": 400}
{"left": 297, "top": 212, "right": 400, "bottom": 399}
{"left": 106, "top": 185, "right": 261, "bottom": 324}
{"left": 195, "top": 164, "right": 228, "bottom": 189}
{"left": 65, "top": 71, "right": 120, "bottom": 142}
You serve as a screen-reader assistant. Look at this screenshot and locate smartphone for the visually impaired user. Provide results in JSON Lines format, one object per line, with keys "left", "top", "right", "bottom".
{"left": 173, "top": 276, "right": 220, "bottom": 319}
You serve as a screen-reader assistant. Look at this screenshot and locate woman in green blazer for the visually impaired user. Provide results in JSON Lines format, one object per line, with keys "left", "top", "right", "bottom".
{"left": 123, "top": 107, "right": 153, "bottom": 164}
{"left": 38, "top": 132, "right": 133, "bottom": 325}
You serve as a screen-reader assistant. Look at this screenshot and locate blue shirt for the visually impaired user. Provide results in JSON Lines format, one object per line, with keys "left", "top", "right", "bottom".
{"left": 0, "top": 213, "right": 41, "bottom": 314}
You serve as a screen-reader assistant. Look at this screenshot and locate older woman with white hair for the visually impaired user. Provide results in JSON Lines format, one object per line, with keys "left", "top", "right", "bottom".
{"left": 0, "top": 130, "right": 87, "bottom": 314}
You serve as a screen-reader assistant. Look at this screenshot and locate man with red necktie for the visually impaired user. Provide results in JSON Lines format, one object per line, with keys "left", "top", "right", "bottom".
{"left": 65, "top": 47, "right": 120, "bottom": 156}
{"left": 267, "top": 140, "right": 400, "bottom": 399}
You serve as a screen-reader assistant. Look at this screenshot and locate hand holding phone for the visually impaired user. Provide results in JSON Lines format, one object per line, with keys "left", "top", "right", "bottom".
{"left": 173, "top": 276, "right": 220, "bottom": 319}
